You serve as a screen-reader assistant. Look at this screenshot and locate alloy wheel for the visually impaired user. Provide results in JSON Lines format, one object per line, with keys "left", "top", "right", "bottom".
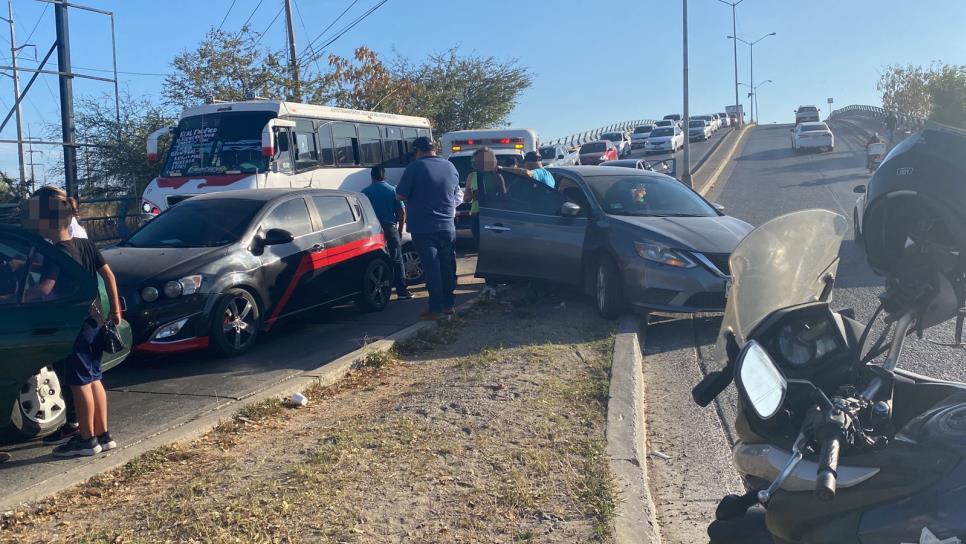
{"left": 222, "top": 295, "right": 256, "bottom": 350}
{"left": 402, "top": 247, "right": 424, "bottom": 282}
{"left": 366, "top": 261, "right": 391, "bottom": 307}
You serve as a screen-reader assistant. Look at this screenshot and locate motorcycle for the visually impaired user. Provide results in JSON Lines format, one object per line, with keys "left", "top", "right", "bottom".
{"left": 692, "top": 209, "right": 966, "bottom": 544}
{"left": 867, "top": 142, "right": 886, "bottom": 173}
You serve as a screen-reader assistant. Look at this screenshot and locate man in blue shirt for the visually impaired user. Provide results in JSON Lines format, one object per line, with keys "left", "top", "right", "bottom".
{"left": 396, "top": 137, "right": 461, "bottom": 320}
{"left": 501, "top": 151, "right": 556, "bottom": 188}
{"left": 362, "top": 166, "right": 412, "bottom": 299}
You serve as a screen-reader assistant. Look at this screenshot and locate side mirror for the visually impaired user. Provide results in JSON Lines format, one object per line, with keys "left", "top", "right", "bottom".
{"left": 560, "top": 201, "right": 581, "bottom": 217}
{"left": 558, "top": 154, "right": 565, "bottom": 159}
{"left": 264, "top": 228, "right": 294, "bottom": 246}
{"left": 713, "top": 203, "right": 726, "bottom": 212}
{"left": 735, "top": 341, "right": 787, "bottom": 420}
{"left": 853, "top": 185, "right": 867, "bottom": 194}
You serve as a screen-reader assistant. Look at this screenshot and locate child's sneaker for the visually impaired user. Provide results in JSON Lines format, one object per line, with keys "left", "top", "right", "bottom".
{"left": 52, "top": 435, "right": 101, "bottom": 457}
{"left": 97, "top": 432, "right": 117, "bottom": 451}
{"left": 43, "top": 422, "right": 79, "bottom": 444}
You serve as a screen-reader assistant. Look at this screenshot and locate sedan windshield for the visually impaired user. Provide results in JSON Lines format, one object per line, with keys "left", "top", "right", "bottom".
{"left": 581, "top": 142, "right": 606, "bottom": 153}
{"left": 583, "top": 175, "right": 717, "bottom": 217}
{"left": 601, "top": 133, "right": 623, "bottom": 142}
{"left": 125, "top": 199, "right": 264, "bottom": 248}
{"left": 539, "top": 146, "right": 557, "bottom": 160}
{"left": 689, "top": 121, "right": 706, "bottom": 128}
{"left": 634, "top": 125, "right": 654, "bottom": 134}
{"left": 650, "top": 127, "right": 673, "bottom": 137}
{"left": 161, "top": 111, "right": 274, "bottom": 177}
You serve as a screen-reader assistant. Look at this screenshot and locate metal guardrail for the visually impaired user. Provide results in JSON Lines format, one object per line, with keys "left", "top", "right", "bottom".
{"left": 827, "top": 104, "right": 927, "bottom": 130}
{"left": 0, "top": 195, "right": 143, "bottom": 245}
{"left": 546, "top": 119, "right": 657, "bottom": 149}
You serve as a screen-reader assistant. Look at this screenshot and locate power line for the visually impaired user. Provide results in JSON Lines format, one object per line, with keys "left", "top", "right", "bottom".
{"left": 21, "top": 2, "right": 49, "bottom": 45}
{"left": 303, "top": 0, "right": 390, "bottom": 63}
{"left": 299, "top": 0, "right": 360, "bottom": 59}
{"left": 249, "top": 5, "right": 284, "bottom": 49}
{"left": 239, "top": 0, "right": 266, "bottom": 31}
{"left": 217, "top": 0, "right": 239, "bottom": 31}
{"left": 292, "top": 0, "right": 324, "bottom": 75}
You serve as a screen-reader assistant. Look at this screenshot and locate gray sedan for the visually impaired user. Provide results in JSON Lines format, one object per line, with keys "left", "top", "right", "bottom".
{"left": 475, "top": 166, "right": 753, "bottom": 317}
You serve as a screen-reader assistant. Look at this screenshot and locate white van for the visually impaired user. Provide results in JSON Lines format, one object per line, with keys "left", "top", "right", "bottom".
{"left": 440, "top": 128, "right": 539, "bottom": 183}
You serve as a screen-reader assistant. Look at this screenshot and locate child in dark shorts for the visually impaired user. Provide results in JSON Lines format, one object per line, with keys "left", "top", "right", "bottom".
{"left": 24, "top": 188, "right": 122, "bottom": 457}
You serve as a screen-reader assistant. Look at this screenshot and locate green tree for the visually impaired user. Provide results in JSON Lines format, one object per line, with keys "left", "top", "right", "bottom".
{"left": 927, "top": 64, "right": 966, "bottom": 129}
{"left": 878, "top": 63, "right": 935, "bottom": 119}
{"left": 0, "top": 170, "right": 17, "bottom": 203}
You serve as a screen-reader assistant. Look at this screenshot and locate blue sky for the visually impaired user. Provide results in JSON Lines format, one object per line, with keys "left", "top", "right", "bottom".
{"left": 1, "top": 0, "right": 964, "bottom": 182}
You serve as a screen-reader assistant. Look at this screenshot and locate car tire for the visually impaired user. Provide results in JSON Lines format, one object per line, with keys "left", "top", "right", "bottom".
{"left": 595, "top": 256, "right": 626, "bottom": 319}
{"left": 356, "top": 258, "right": 392, "bottom": 312}
{"left": 854, "top": 208, "right": 863, "bottom": 244}
{"left": 401, "top": 242, "right": 425, "bottom": 285}
{"left": 209, "top": 288, "right": 261, "bottom": 358}
{"left": 9, "top": 366, "right": 67, "bottom": 438}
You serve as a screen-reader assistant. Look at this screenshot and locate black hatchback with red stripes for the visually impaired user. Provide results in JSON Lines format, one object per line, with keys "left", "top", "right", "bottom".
{"left": 103, "top": 189, "right": 394, "bottom": 357}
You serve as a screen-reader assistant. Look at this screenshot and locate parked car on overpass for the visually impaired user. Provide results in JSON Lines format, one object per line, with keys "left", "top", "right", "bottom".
{"left": 654, "top": 119, "right": 677, "bottom": 129}
{"left": 473, "top": 166, "right": 752, "bottom": 317}
{"left": 105, "top": 189, "right": 393, "bottom": 358}
{"left": 717, "top": 112, "right": 732, "bottom": 128}
{"left": 599, "top": 131, "right": 632, "bottom": 157}
{"left": 795, "top": 105, "right": 821, "bottom": 124}
{"left": 644, "top": 126, "right": 684, "bottom": 154}
{"left": 631, "top": 124, "right": 656, "bottom": 149}
{"left": 791, "top": 122, "right": 835, "bottom": 152}
{"left": 600, "top": 158, "right": 677, "bottom": 177}
{"left": 1, "top": 226, "right": 132, "bottom": 438}
{"left": 538, "top": 144, "right": 578, "bottom": 167}
{"left": 578, "top": 140, "right": 619, "bottom": 165}
{"left": 688, "top": 120, "right": 712, "bottom": 141}
{"left": 663, "top": 114, "right": 682, "bottom": 122}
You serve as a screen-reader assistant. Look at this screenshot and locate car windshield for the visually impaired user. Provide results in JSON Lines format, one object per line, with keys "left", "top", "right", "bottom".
{"left": 801, "top": 123, "right": 829, "bottom": 132}
{"left": 124, "top": 198, "right": 264, "bottom": 248}
{"left": 633, "top": 126, "right": 653, "bottom": 134}
{"left": 601, "top": 133, "right": 622, "bottom": 142}
{"left": 161, "top": 111, "right": 274, "bottom": 177}
{"left": 655, "top": 121, "right": 672, "bottom": 127}
{"left": 539, "top": 146, "right": 557, "bottom": 159}
{"left": 689, "top": 121, "right": 706, "bottom": 128}
{"left": 799, "top": 106, "right": 818, "bottom": 112}
{"left": 650, "top": 127, "right": 673, "bottom": 137}
{"left": 581, "top": 142, "right": 606, "bottom": 153}
{"left": 583, "top": 174, "right": 717, "bottom": 217}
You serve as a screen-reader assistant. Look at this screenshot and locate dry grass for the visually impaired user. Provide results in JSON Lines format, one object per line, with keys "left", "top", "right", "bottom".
{"left": 1, "top": 290, "right": 617, "bottom": 544}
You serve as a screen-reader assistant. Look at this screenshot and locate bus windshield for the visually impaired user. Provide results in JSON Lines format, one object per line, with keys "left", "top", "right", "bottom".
{"left": 161, "top": 111, "right": 275, "bottom": 177}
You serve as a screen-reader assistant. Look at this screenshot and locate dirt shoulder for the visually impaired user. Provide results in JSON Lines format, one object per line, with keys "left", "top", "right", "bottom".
{"left": 2, "top": 290, "right": 618, "bottom": 544}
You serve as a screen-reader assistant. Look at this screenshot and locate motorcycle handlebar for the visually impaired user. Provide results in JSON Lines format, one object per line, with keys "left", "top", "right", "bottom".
{"left": 815, "top": 435, "right": 841, "bottom": 501}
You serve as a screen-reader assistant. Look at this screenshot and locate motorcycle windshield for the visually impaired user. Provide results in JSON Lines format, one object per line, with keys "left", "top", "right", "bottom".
{"left": 715, "top": 209, "right": 850, "bottom": 364}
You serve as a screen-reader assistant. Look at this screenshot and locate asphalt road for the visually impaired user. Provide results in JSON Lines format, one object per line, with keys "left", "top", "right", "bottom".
{"left": 644, "top": 118, "right": 966, "bottom": 542}
{"left": 0, "top": 126, "right": 734, "bottom": 502}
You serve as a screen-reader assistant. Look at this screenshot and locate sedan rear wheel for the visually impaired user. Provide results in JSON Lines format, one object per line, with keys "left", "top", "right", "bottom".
{"left": 595, "top": 257, "right": 626, "bottom": 319}
{"left": 10, "top": 366, "right": 67, "bottom": 437}
{"left": 210, "top": 288, "right": 260, "bottom": 357}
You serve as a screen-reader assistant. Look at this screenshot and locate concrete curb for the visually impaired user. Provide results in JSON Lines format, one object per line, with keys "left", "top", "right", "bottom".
{"left": 696, "top": 124, "right": 757, "bottom": 197}
{"left": 0, "top": 296, "right": 486, "bottom": 512}
{"left": 691, "top": 127, "right": 736, "bottom": 175}
{"left": 607, "top": 315, "right": 662, "bottom": 544}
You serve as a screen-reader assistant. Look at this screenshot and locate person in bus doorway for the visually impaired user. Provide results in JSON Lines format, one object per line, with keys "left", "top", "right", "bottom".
{"left": 501, "top": 151, "right": 556, "bottom": 189}
{"left": 396, "top": 136, "right": 461, "bottom": 320}
{"left": 24, "top": 189, "right": 122, "bottom": 457}
{"left": 463, "top": 148, "right": 506, "bottom": 297}
{"left": 362, "top": 166, "right": 412, "bottom": 300}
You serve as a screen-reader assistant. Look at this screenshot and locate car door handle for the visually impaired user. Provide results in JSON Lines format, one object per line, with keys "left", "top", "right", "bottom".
{"left": 310, "top": 243, "right": 324, "bottom": 252}
{"left": 483, "top": 224, "right": 511, "bottom": 233}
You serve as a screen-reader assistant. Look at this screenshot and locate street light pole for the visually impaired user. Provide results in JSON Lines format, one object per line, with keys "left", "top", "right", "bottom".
{"left": 682, "top": 0, "right": 692, "bottom": 187}
{"left": 717, "top": 0, "right": 743, "bottom": 128}
{"left": 728, "top": 32, "right": 775, "bottom": 124}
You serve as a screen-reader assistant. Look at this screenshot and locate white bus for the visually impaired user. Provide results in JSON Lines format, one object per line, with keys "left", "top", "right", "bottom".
{"left": 140, "top": 99, "right": 432, "bottom": 216}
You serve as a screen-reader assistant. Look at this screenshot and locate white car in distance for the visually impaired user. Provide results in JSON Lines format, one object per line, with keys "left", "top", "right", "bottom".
{"left": 600, "top": 131, "right": 632, "bottom": 157}
{"left": 645, "top": 125, "right": 684, "bottom": 154}
{"left": 631, "top": 124, "right": 655, "bottom": 149}
{"left": 791, "top": 122, "right": 835, "bottom": 152}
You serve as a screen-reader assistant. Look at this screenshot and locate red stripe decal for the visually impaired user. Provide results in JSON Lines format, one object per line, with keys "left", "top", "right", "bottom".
{"left": 264, "top": 233, "right": 385, "bottom": 329}
{"left": 157, "top": 173, "right": 250, "bottom": 189}
{"left": 134, "top": 336, "right": 210, "bottom": 354}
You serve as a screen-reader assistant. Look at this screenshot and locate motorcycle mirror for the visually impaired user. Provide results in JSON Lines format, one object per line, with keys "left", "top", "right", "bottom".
{"left": 735, "top": 340, "right": 787, "bottom": 420}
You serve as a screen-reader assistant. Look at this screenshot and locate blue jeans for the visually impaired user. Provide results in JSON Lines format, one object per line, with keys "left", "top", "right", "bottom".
{"left": 412, "top": 230, "right": 456, "bottom": 313}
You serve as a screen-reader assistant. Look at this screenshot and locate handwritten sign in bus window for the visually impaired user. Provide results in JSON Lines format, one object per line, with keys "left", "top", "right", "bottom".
{"left": 168, "top": 127, "right": 218, "bottom": 174}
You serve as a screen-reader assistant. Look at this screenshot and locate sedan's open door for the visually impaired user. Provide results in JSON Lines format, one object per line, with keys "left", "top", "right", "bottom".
{"left": 0, "top": 226, "right": 96, "bottom": 427}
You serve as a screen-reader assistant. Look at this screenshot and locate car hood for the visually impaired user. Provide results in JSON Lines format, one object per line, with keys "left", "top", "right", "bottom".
{"left": 102, "top": 245, "right": 228, "bottom": 287}
{"left": 609, "top": 214, "right": 752, "bottom": 253}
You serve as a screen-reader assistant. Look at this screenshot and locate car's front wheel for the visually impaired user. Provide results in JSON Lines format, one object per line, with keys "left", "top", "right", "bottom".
{"left": 210, "top": 288, "right": 261, "bottom": 357}
{"left": 357, "top": 258, "right": 392, "bottom": 312}
{"left": 10, "top": 366, "right": 67, "bottom": 438}
{"left": 595, "top": 257, "right": 626, "bottom": 319}
{"left": 401, "top": 243, "right": 425, "bottom": 285}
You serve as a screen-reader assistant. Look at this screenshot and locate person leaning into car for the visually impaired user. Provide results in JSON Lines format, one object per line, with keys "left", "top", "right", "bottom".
{"left": 362, "top": 166, "right": 412, "bottom": 300}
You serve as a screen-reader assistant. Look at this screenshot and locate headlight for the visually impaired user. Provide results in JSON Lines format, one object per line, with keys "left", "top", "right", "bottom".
{"left": 162, "top": 275, "right": 203, "bottom": 298}
{"left": 634, "top": 242, "right": 696, "bottom": 268}
{"left": 163, "top": 281, "right": 183, "bottom": 298}
{"left": 141, "top": 286, "right": 159, "bottom": 302}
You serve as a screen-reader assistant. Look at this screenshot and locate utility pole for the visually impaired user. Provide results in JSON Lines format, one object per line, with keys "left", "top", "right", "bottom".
{"left": 55, "top": 1, "right": 78, "bottom": 197}
{"left": 283, "top": 0, "right": 301, "bottom": 101}
{"left": 729, "top": 32, "right": 775, "bottom": 125}
{"left": 4, "top": 1, "right": 26, "bottom": 193}
{"left": 718, "top": 0, "right": 743, "bottom": 128}
{"left": 682, "top": 0, "right": 692, "bottom": 187}
{"left": 26, "top": 126, "right": 42, "bottom": 193}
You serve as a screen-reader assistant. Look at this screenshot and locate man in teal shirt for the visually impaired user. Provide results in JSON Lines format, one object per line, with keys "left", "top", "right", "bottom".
{"left": 502, "top": 151, "right": 556, "bottom": 189}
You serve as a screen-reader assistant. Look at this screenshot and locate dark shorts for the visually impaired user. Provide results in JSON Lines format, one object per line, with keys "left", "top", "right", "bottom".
{"left": 64, "top": 321, "right": 104, "bottom": 386}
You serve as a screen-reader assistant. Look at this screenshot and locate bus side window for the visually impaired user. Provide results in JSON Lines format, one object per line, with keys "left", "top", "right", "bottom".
{"left": 294, "top": 119, "right": 320, "bottom": 171}
{"left": 382, "top": 126, "right": 404, "bottom": 166}
{"left": 318, "top": 123, "right": 335, "bottom": 166}
{"left": 358, "top": 124, "right": 383, "bottom": 166}
{"left": 332, "top": 122, "right": 358, "bottom": 166}
{"left": 274, "top": 130, "right": 293, "bottom": 173}
{"left": 402, "top": 128, "right": 418, "bottom": 164}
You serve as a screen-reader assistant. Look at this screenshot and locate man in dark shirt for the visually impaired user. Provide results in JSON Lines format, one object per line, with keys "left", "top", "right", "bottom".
{"left": 361, "top": 166, "right": 411, "bottom": 300}
{"left": 396, "top": 137, "right": 461, "bottom": 320}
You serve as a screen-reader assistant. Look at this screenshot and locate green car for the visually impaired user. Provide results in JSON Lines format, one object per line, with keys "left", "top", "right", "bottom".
{"left": 1, "top": 226, "right": 132, "bottom": 438}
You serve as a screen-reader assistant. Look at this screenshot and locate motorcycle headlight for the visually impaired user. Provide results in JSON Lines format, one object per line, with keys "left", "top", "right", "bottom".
{"left": 634, "top": 242, "right": 697, "bottom": 268}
